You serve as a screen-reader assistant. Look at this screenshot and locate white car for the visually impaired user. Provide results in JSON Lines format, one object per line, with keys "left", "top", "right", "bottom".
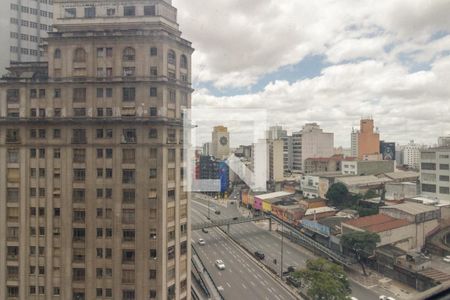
{"left": 198, "top": 239, "right": 205, "bottom": 246}
{"left": 215, "top": 259, "right": 225, "bottom": 270}
{"left": 379, "top": 296, "right": 396, "bottom": 300}
{"left": 444, "top": 256, "right": 450, "bottom": 263}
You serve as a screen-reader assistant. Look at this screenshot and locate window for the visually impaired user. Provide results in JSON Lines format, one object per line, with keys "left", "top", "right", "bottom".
{"left": 54, "top": 49, "right": 61, "bottom": 59}
{"left": 107, "top": 8, "right": 116, "bottom": 16}
{"left": 144, "top": 5, "right": 156, "bottom": 16}
{"left": 168, "top": 50, "right": 176, "bottom": 65}
{"left": 123, "top": 67, "right": 135, "bottom": 77}
{"left": 73, "top": 169, "right": 86, "bottom": 181}
{"left": 84, "top": 7, "right": 96, "bottom": 18}
{"left": 421, "top": 163, "right": 436, "bottom": 170}
{"left": 149, "top": 128, "right": 158, "bottom": 139}
{"left": 169, "top": 89, "right": 176, "bottom": 103}
{"left": 123, "top": 189, "right": 135, "bottom": 204}
{"left": 73, "top": 88, "right": 86, "bottom": 102}
{"left": 440, "top": 175, "right": 450, "bottom": 182}
{"left": 123, "top": 290, "right": 135, "bottom": 300}
{"left": 180, "top": 55, "right": 188, "bottom": 69}
{"left": 440, "top": 164, "right": 450, "bottom": 170}
{"left": 149, "top": 168, "right": 157, "bottom": 179}
{"left": 150, "top": 66, "right": 158, "bottom": 77}
{"left": 440, "top": 187, "right": 450, "bottom": 194}
{"left": 106, "top": 88, "right": 113, "bottom": 97}
{"left": 7, "top": 149, "right": 19, "bottom": 163}
{"left": 149, "top": 107, "right": 158, "bottom": 116}
{"left": 6, "top": 129, "right": 20, "bottom": 143}
{"left": 74, "top": 48, "right": 86, "bottom": 62}
{"left": 422, "top": 184, "right": 436, "bottom": 193}
{"left": 123, "top": 229, "right": 135, "bottom": 242}
{"left": 73, "top": 189, "right": 85, "bottom": 203}
{"left": 124, "top": 6, "right": 136, "bottom": 16}
{"left": 123, "top": 47, "right": 135, "bottom": 61}
{"left": 123, "top": 87, "right": 136, "bottom": 101}
{"left": 73, "top": 108, "right": 86, "bottom": 117}
{"left": 54, "top": 88, "right": 61, "bottom": 98}
{"left": 122, "top": 129, "right": 137, "bottom": 143}
{"left": 122, "top": 249, "right": 135, "bottom": 263}
{"left": 150, "top": 47, "right": 157, "bottom": 56}
{"left": 150, "top": 87, "right": 157, "bottom": 97}
{"left": 72, "top": 129, "right": 87, "bottom": 144}
{"left": 123, "top": 149, "right": 136, "bottom": 163}
{"left": 97, "top": 88, "right": 104, "bottom": 98}
{"left": 73, "top": 149, "right": 86, "bottom": 163}
{"left": 123, "top": 169, "right": 135, "bottom": 184}
{"left": 65, "top": 8, "right": 76, "bottom": 18}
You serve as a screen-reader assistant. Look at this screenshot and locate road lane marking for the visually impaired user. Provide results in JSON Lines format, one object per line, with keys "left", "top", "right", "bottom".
{"left": 226, "top": 282, "right": 231, "bottom": 288}
{"left": 242, "top": 283, "right": 247, "bottom": 289}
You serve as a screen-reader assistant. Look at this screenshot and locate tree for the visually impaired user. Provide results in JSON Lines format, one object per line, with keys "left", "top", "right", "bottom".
{"left": 293, "top": 258, "right": 351, "bottom": 300}
{"left": 326, "top": 183, "right": 351, "bottom": 208}
{"left": 363, "top": 189, "right": 378, "bottom": 199}
{"left": 341, "top": 231, "right": 380, "bottom": 276}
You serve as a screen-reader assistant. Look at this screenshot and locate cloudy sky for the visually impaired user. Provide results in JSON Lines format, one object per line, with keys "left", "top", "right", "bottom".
{"left": 173, "top": 0, "right": 450, "bottom": 147}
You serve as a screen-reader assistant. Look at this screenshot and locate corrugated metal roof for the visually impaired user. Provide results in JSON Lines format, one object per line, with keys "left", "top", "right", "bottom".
{"left": 381, "top": 202, "right": 439, "bottom": 215}
{"left": 254, "top": 191, "right": 294, "bottom": 200}
{"left": 344, "top": 214, "right": 411, "bottom": 233}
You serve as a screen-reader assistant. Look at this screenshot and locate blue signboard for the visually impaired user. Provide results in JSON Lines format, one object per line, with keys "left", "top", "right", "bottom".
{"left": 219, "top": 161, "right": 229, "bottom": 193}
{"left": 301, "top": 219, "right": 330, "bottom": 237}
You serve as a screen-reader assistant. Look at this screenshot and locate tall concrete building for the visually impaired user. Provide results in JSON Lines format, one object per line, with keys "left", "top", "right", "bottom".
{"left": 351, "top": 127, "right": 359, "bottom": 157}
{"left": 403, "top": 140, "right": 422, "bottom": 170}
{"left": 211, "top": 126, "right": 230, "bottom": 160}
{"left": 266, "top": 125, "right": 287, "bottom": 140}
{"left": 420, "top": 147, "right": 450, "bottom": 202}
{"left": 281, "top": 135, "right": 293, "bottom": 172}
{"left": 0, "top": 1, "right": 193, "bottom": 299}
{"left": 267, "top": 139, "right": 284, "bottom": 182}
{"left": 0, "top": 0, "right": 54, "bottom": 75}
{"left": 292, "top": 123, "right": 334, "bottom": 172}
{"left": 357, "top": 118, "right": 380, "bottom": 160}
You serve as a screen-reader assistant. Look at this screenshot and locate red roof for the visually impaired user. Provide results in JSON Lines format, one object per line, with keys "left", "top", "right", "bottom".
{"left": 344, "top": 214, "right": 410, "bottom": 233}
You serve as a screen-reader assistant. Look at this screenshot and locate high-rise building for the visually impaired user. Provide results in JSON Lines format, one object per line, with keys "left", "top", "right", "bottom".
{"left": 0, "top": 0, "right": 54, "bottom": 75}
{"left": 266, "top": 125, "right": 287, "bottom": 140}
{"left": 0, "top": 1, "right": 192, "bottom": 299}
{"left": 438, "top": 136, "right": 450, "bottom": 147}
{"left": 420, "top": 147, "right": 450, "bottom": 202}
{"left": 357, "top": 118, "right": 380, "bottom": 160}
{"left": 211, "top": 126, "right": 230, "bottom": 160}
{"left": 403, "top": 140, "right": 422, "bottom": 170}
{"left": 351, "top": 128, "right": 359, "bottom": 157}
{"left": 281, "top": 135, "right": 293, "bottom": 172}
{"left": 267, "top": 139, "right": 284, "bottom": 182}
{"left": 292, "top": 123, "right": 334, "bottom": 172}
{"left": 202, "top": 142, "right": 211, "bottom": 156}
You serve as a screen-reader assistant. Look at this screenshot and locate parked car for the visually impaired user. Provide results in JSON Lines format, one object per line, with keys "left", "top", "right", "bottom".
{"left": 215, "top": 260, "right": 225, "bottom": 270}
{"left": 215, "top": 210, "right": 221, "bottom": 215}
{"left": 379, "top": 296, "right": 396, "bottom": 300}
{"left": 286, "top": 275, "right": 301, "bottom": 288}
{"left": 198, "top": 238, "right": 205, "bottom": 246}
{"left": 202, "top": 228, "right": 208, "bottom": 233}
{"left": 443, "top": 256, "right": 450, "bottom": 263}
{"left": 232, "top": 217, "right": 238, "bottom": 220}
{"left": 254, "top": 251, "right": 265, "bottom": 260}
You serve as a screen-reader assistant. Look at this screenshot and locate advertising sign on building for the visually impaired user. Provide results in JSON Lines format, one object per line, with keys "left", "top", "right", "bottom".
{"left": 380, "top": 141, "right": 396, "bottom": 160}
{"left": 301, "top": 219, "right": 330, "bottom": 237}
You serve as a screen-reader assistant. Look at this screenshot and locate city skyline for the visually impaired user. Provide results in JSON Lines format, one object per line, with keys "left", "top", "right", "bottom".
{"left": 174, "top": 0, "right": 450, "bottom": 147}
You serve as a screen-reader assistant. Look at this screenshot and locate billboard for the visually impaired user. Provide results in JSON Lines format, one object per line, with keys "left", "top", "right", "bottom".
{"left": 301, "top": 219, "right": 330, "bottom": 237}
{"left": 380, "top": 141, "right": 396, "bottom": 160}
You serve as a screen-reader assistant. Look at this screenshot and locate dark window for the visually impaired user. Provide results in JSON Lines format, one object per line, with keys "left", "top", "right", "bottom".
{"left": 73, "top": 88, "right": 86, "bottom": 102}
{"left": 180, "top": 55, "right": 188, "bottom": 69}
{"left": 84, "top": 7, "right": 95, "bottom": 18}
{"left": 150, "top": 87, "right": 157, "bottom": 97}
{"left": 440, "top": 175, "right": 450, "bottom": 182}
{"left": 421, "top": 163, "right": 436, "bottom": 170}
{"left": 440, "top": 187, "right": 450, "bottom": 194}
{"left": 123, "top": 87, "right": 136, "bottom": 101}
{"left": 54, "top": 49, "right": 61, "bottom": 59}
{"left": 168, "top": 50, "right": 176, "bottom": 65}
{"left": 144, "top": 5, "right": 156, "bottom": 16}
{"left": 97, "top": 88, "right": 104, "bottom": 98}
{"left": 149, "top": 128, "right": 158, "bottom": 139}
{"left": 123, "top": 47, "right": 135, "bottom": 61}
{"left": 123, "top": 170, "right": 135, "bottom": 184}
{"left": 149, "top": 107, "right": 157, "bottom": 116}
{"left": 150, "top": 47, "right": 157, "bottom": 56}
{"left": 440, "top": 164, "right": 450, "bottom": 170}
{"left": 73, "top": 108, "right": 86, "bottom": 117}
{"left": 422, "top": 184, "right": 436, "bottom": 193}
{"left": 74, "top": 48, "right": 86, "bottom": 63}
{"left": 124, "top": 6, "right": 135, "bottom": 16}
{"left": 65, "top": 8, "right": 76, "bottom": 18}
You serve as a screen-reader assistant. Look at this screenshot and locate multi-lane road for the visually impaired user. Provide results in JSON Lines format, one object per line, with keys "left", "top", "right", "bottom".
{"left": 191, "top": 206, "right": 299, "bottom": 300}
{"left": 192, "top": 194, "right": 395, "bottom": 300}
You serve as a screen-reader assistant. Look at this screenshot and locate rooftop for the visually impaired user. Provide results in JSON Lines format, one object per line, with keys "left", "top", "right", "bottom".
{"left": 337, "top": 175, "right": 392, "bottom": 186}
{"left": 344, "top": 214, "right": 411, "bottom": 233}
{"left": 305, "top": 206, "right": 337, "bottom": 216}
{"left": 381, "top": 202, "right": 439, "bottom": 215}
{"left": 381, "top": 171, "right": 420, "bottom": 180}
{"left": 255, "top": 191, "right": 294, "bottom": 200}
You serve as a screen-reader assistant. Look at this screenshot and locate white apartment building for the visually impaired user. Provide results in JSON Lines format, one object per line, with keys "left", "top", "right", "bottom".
{"left": 0, "top": 0, "right": 54, "bottom": 75}
{"left": 292, "top": 123, "right": 334, "bottom": 172}
{"left": 420, "top": 147, "right": 450, "bottom": 202}
{"left": 351, "top": 128, "right": 359, "bottom": 157}
{"left": 403, "top": 140, "right": 422, "bottom": 170}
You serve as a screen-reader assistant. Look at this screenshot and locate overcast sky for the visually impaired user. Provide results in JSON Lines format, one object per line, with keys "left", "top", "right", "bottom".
{"left": 173, "top": 0, "right": 450, "bottom": 147}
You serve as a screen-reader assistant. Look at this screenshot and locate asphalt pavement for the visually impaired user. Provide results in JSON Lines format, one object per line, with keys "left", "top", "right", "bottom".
{"left": 191, "top": 207, "right": 300, "bottom": 300}
{"left": 192, "top": 195, "right": 392, "bottom": 300}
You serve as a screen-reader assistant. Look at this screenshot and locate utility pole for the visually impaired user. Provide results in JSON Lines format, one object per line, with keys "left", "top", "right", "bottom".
{"left": 208, "top": 196, "right": 211, "bottom": 220}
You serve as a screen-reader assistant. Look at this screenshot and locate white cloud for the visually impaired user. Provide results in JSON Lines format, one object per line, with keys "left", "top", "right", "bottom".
{"left": 173, "top": 0, "right": 450, "bottom": 146}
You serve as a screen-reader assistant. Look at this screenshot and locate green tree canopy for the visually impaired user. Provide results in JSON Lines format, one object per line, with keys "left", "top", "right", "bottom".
{"left": 293, "top": 258, "right": 351, "bottom": 300}
{"left": 325, "top": 183, "right": 351, "bottom": 208}
{"left": 341, "top": 231, "right": 380, "bottom": 275}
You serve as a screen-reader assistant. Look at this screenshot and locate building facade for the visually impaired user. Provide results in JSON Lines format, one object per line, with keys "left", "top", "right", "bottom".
{"left": 341, "top": 160, "right": 395, "bottom": 176}
{"left": 268, "top": 139, "right": 284, "bottom": 182}
{"left": 357, "top": 118, "right": 380, "bottom": 160}
{"left": 351, "top": 128, "right": 359, "bottom": 158}
{"left": 211, "top": 125, "right": 229, "bottom": 160}
{"left": 0, "top": 1, "right": 192, "bottom": 299}
{"left": 403, "top": 140, "right": 422, "bottom": 170}
{"left": 420, "top": 147, "right": 450, "bottom": 202}
{"left": 1, "top": 0, "right": 54, "bottom": 75}
{"left": 292, "top": 123, "right": 334, "bottom": 172}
